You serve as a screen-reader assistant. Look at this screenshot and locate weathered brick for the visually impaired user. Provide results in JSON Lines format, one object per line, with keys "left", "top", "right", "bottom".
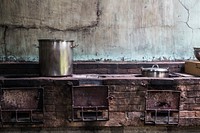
{"left": 129, "top": 97, "right": 144, "bottom": 105}
{"left": 189, "top": 104, "right": 200, "bottom": 111}
{"left": 95, "top": 68, "right": 108, "bottom": 74}
{"left": 118, "top": 64, "right": 136, "bottom": 69}
{"left": 179, "top": 103, "right": 189, "bottom": 110}
{"left": 109, "top": 98, "right": 127, "bottom": 105}
{"left": 195, "top": 111, "right": 200, "bottom": 117}
{"left": 109, "top": 92, "right": 137, "bottom": 99}
{"left": 44, "top": 91, "right": 55, "bottom": 98}
{"left": 32, "top": 113, "right": 44, "bottom": 121}
{"left": 77, "top": 64, "right": 98, "bottom": 69}
{"left": 124, "top": 112, "right": 144, "bottom": 126}
{"left": 109, "top": 85, "right": 146, "bottom": 92}
{"left": 98, "top": 64, "right": 118, "bottom": 69}
{"left": 56, "top": 112, "right": 66, "bottom": 118}
{"left": 45, "top": 105, "right": 55, "bottom": 112}
{"left": 128, "top": 105, "right": 144, "bottom": 111}
{"left": 182, "top": 98, "right": 196, "bottom": 104}
{"left": 126, "top": 112, "right": 142, "bottom": 119}
{"left": 103, "top": 79, "right": 140, "bottom": 85}
{"left": 179, "top": 118, "right": 200, "bottom": 126}
{"left": 109, "top": 92, "right": 124, "bottom": 99}
{"left": 43, "top": 86, "right": 54, "bottom": 91}
{"left": 179, "top": 111, "right": 196, "bottom": 117}
{"left": 55, "top": 105, "right": 67, "bottom": 112}
{"left": 110, "top": 97, "right": 144, "bottom": 105}
{"left": 43, "top": 98, "right": 56, "bottom": 104}
{"left": 117, "top": 68, "right": 128, "bottom": 74}
{"left": 107, "top": 68, "right": 118, "bottom": 74}
{"left": 196, "top": 98, "right": 200, "bottom": 103}
{"left": 187, "top": 91, "right": 200, "bottom": 98}
{"left": 73, "top": 69, "right": 97, "bottom": 74}
{"left": 104, "top": 112, "right": 126, "bottom": 126}
{"left": 44, "top": 112, "right": 56, "bottom": 120}
{"left": 127, "top": 69, "right": 140, "bottom": 74}
{"left": 109, "top": 104, "right": 128, "bottom": 112}
{"left": 109, "top": 104, "right": 144, "bottom": 112}
{"left": 136, "top": 90, "right": 146, "bottom": 97}
{"left": 108, "top": 85, "right": 116, "bottom": 92}
{"left": 188, "top": 85, "right": 200, "bottom": 90}
{"left": 177, "top": 85, "right": 189, "bottom": 91}
{"left": 43, "top": 119, "right": 65, "bottom": 127}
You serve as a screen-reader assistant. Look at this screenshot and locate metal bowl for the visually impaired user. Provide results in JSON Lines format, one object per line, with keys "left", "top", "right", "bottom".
{"left": 194, "top": 47, "right": 200, "bottom": 61}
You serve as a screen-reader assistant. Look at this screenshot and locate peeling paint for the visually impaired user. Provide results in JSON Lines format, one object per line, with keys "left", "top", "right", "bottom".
{"left": 1, "top": 0, "right": 200, "bottom": 61}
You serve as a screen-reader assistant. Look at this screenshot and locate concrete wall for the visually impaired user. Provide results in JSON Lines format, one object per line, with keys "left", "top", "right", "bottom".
{"left": 1, "top": 0, "right": 200, "bottom": 61}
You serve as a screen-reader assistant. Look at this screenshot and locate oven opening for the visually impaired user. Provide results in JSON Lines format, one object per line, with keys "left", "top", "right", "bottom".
{"left": 80, "top": 111, "right": 103, "bottom": 119}
{"left": 151, "top": 111, "right": 172, "bottom": 117}
{"left": 11, "top": 112, "right": 31, "bottom": 121}
{"left": 72, "top": 86, "right": 109, "bottom": 121}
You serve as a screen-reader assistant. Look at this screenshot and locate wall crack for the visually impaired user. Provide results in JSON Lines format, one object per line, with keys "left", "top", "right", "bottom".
{"left": 0, "top": 0, "right": 101, "bottom": 32}
{"left": 178, "top": 0, "right": 194, "bottom": 49}
{"left": 47, "top": 0, "right": 101, "bottom": 32}
{"left": 178, "top": 0, "right": 193, "bottom": 30}
{"left": 2, "top": 26, "right": 8, "bottom": 61}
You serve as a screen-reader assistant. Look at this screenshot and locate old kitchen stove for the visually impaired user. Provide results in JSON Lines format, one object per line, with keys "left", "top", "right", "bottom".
{"left": 0, "top": 62, "right": 199, "bottom": 127}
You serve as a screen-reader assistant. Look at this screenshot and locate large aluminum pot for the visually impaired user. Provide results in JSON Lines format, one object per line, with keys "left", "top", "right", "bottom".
{"left": 38, "top": 39, "right": 77, "bottom": 76}
{"left": 141, "top": 64, "right": 169, "bottom": 78}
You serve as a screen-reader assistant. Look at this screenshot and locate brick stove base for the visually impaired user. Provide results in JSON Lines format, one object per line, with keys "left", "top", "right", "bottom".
{"left": 0, "top": 76, "right": 199, "bottom": 128}
{"left": 0, "top": 61, "right": 199, "bottom": 129}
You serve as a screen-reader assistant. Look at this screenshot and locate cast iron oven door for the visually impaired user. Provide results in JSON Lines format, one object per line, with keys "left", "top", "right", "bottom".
{"left": 0, "top": 87, "right": 44, "bottom": 124}
{"left": 145, "top": 90, "right": 180, "bottom": 125}
{"left": 72, "top": 86, "right": 109, "bottom": 121}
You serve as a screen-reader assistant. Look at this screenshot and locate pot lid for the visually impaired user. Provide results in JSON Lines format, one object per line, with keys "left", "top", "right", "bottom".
{"left": 141, "top": 65, "right": 169, "bottom": 72}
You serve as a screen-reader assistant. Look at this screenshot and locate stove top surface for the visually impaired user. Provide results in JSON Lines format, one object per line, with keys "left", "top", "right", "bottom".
{"left": 1, "top": 72, "right": 195, "bottom": 79}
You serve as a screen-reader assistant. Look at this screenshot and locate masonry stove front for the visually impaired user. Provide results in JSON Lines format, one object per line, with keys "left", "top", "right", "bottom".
{"left": 145, "top": 90, "right": 180, "bottom": 125}
{"left": 71, "top": 85, "right": 109, "bottom": 121}
{"left": 0, "top": 87, "right": 44, "bottom": 124}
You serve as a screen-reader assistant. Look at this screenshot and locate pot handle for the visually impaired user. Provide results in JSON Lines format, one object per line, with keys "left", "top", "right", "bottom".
{"left": 141, "top": 64, "right": 159, "bottom": 70}
{"left": 71, "top": 43, "right": 79, "bottom": 48}
{"left": 152, "top": 64, "right": 169, "bottom": 70}
{"left": 152, "top": 64, "right": 159, "bottom": 68}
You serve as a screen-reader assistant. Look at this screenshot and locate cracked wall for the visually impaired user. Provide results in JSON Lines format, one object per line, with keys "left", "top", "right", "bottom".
{"left": 1, "top": 0, "right": 200, "bottom": 61}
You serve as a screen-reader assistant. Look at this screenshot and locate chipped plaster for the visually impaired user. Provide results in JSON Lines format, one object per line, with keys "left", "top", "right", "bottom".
{"left": 1, "top": 0, "right": 200, "bottom": 61}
